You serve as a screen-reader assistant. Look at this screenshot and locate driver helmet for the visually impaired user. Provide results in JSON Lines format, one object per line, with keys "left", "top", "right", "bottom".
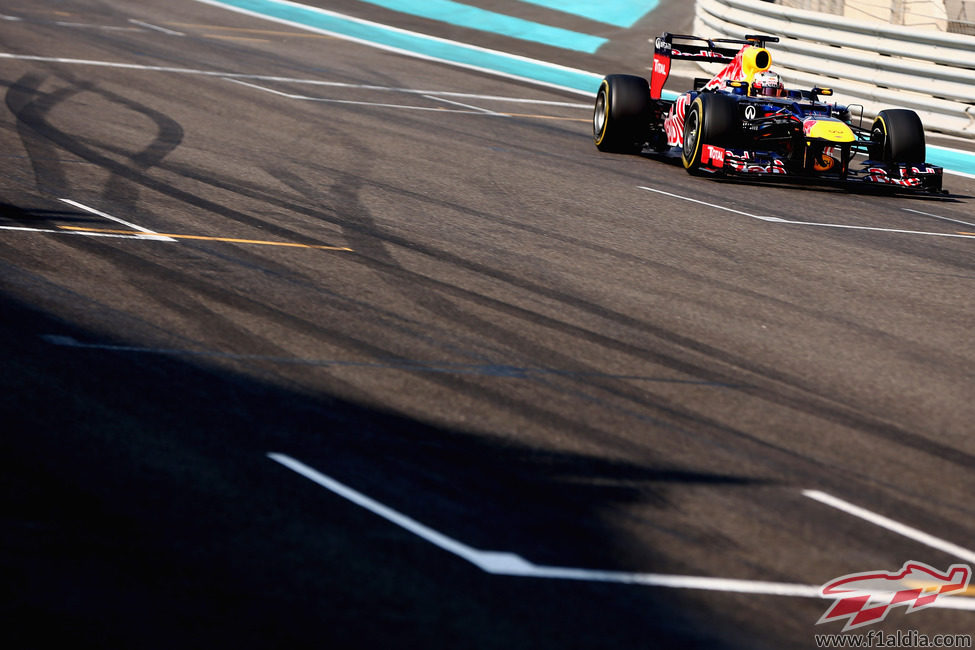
{"left": 752, "top": 71, "right": 784, "bottom": 97}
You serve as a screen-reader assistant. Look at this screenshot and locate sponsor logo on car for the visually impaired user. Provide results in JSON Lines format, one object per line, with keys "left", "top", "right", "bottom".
{"left": 702, "top": 145, "right": 725, "bottom": 167}
{"left": 727, "top": 158, "right": 786, "bottom": 174}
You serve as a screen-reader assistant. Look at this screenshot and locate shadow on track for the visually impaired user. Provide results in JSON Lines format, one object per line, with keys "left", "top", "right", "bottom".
{"left": 0, "top": 290, "right": 766, "bottom": 650}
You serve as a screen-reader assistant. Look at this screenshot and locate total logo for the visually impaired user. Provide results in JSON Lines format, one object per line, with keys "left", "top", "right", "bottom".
{"left": 654, "top": 60, "right": 668, "bottom": 75}
{"left": 702, "top": 145, "right": 725, "bottom": 167}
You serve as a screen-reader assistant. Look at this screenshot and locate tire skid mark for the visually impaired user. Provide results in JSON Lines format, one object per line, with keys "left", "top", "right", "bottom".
{"left": 80, "top": 138, "right": 974, "bottom": 473}
{"left": 264, "top": 146, "right": 775, "bottom": 466}
{"left": 4, "top": 74, "right": 343, "bottom": 250}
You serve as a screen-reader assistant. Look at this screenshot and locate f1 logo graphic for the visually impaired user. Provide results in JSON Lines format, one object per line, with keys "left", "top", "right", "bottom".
{"left": 818, "top": 561, "right": 971, "bottom": 631}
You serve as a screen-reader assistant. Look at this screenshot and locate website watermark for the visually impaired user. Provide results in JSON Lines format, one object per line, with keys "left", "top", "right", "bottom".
{"left": 814, "top": 629, "right": 973, "bottom": 648}
{"left": 814, "top": 561, "right": 972, "bottom": 647}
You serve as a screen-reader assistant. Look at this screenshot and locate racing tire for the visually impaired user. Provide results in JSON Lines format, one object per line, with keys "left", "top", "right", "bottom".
{"left": 593, "top": 75, "right": 651, "bottom": 153}
{"left": 681, "top": 93, "right": 739, "bottom": 174}
{"left": 869, "top": 109, "right": 925, "bottom": 164}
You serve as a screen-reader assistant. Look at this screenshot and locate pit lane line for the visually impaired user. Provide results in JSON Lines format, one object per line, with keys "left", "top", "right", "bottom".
{"left": 268, "top": 452, "right": 975, "bottom": 608}
{"left": 1, "top": 199, "right": 350, "bottom": 250}
{"left": 0, "top": 53, "right": 591, "bottom": 112}
{"left": 639, "top": 187, "right": 975, "bottom": 241}
{"left": 223, "top": 78, "right": 588, "bottom": 120}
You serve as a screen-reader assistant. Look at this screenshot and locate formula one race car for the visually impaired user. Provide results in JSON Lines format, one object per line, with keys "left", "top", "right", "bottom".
{"left": 593, "top": 33, "right": 944, "bottom": 193}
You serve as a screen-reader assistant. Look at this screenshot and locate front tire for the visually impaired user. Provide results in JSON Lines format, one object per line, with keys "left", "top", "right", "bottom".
{"left": 681, "top": 93, "right": 739, "bottom": 174}
{"left": 869, "top": 109, "right": 925, "bottom": 163}
{"left": 593, "top": 75, "right": 651, "bottom": 153}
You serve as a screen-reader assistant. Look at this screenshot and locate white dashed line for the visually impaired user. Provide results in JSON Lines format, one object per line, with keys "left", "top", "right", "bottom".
{"left": 0, "top": 53, "right": 588, "bottom": 108}
{"left": 128, "top": 19, "right": 185, "bottom": 36}
{"left": 224, "top": 78, "right": 509, "bottom": 114}
{"left": 422, "top": 94, "right": 505, "bottom": 115}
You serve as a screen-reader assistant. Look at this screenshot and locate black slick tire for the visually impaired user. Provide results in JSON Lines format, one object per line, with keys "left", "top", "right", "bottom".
{"left": 681, "top": 93, "right": 739, "bottom": 174}
{"left": 593, "top": 75, "right": 651, "bottom": 153}
{"left": 869, "top": 109, "right": 925, "bottom": 164}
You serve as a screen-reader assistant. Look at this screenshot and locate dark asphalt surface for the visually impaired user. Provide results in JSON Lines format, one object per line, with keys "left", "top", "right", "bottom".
{"left": 2, "top": 1, "right": 973, "bottom": 648}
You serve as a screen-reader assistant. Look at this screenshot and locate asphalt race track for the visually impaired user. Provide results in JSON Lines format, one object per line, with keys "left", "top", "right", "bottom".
{"left": 2, "top": 2, "right": 974, "bottom": 648}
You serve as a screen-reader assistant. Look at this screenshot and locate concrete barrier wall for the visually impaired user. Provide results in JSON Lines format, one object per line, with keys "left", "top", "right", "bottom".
{"left": 694, "top": 0, "right": 975, "bottom": 136}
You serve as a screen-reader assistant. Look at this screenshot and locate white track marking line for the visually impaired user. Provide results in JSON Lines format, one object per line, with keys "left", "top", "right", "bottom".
{"left": 803, "top": 490, "right": 975, "bottom": 566}
{"left": 0, "top": 224, "right": 166, "bottom": 241}
{"left": 903, "top": 208, "right": 975, "bottom": 229}
{"left": 54, "top": 21, "right": 144, "bottom": 32}
{"left": 128, "top": 19, "right": 185, "bottom": 36}
{"left": 221, "top": 78, "right": 306, "bottom": 99}
{"left": 0, "top": 53, "right": 588, "bottom": 107}
{"left": 58, "top": 199, "right": 176, "bottom": 241}
{"left": 422, "top": 94, "right": 505, "bottom": 115}
{"left": 190, "top": 0, "right": 598, "bottom": 97}
{"left": 639, "top": 186, "right": 779, "bottom": 221}
{"left": 225, "top": 78, "right": 503, "bottom": 114}
{"left": 267, "top": 453, "right": 975, "bottom": 608}
{"left": 1, "top": 14, "right": 22, "bottom": 21}
{"left": 0, "top": 52, "right": 261, "bottom": 76}
{"left": 244, "top": 78, "right": 589, "bottom": 106}
{"left": 639, "top": 186, "right": 975, "bottom": 240}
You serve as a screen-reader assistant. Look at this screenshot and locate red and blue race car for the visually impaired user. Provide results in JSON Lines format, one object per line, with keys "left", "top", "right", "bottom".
{"left": 593, "top": 32, "right": 944, "bottom": 193}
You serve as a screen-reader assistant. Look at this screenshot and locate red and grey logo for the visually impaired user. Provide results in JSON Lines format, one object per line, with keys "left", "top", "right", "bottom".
{"left": 817, "top": 561, "right": 971, "bottom": 631}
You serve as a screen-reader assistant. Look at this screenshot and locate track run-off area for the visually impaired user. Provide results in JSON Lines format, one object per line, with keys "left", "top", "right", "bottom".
{"left": 2, "top": 1, "right": 974, "bottom": 648}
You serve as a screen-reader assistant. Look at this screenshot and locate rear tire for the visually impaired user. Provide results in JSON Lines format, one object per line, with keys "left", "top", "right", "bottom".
{"left": 681, "top": 93, "right": 739, "bottom": 174}
{"left": 869, "top": 109, "right": 925, "bottom": 163}
{"left": 593, "top": 75, "right": 651, "bottom": 153}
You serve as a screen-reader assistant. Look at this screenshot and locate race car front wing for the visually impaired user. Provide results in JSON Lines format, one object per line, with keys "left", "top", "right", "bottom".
{"left": 697, "top": 145, "right": 944, "bottom": 193}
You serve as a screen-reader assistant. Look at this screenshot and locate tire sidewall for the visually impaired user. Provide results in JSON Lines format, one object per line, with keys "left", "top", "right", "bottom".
{"left": 593, "top": 80, "right": 611, "bottom": 148}
{"left": 681, "top": 97, "right": 705, "bottom": 169}
{"left": 870, "top": 109, "right": 925, "bottom": 163}
{"left": 593, "top": 75, "right": 650, "bottom": 153}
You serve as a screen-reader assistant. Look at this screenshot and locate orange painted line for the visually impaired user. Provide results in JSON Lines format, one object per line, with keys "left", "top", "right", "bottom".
{"left": 903, "top": 581, "right": 975, "bottom": 597}
{"left": 58, "top": 226, "right": 351, "bottom": 250}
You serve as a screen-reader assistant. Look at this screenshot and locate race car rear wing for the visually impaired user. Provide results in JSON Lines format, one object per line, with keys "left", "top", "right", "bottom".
{"left": 650, "top": 32, "right": 779, "bottom": 99}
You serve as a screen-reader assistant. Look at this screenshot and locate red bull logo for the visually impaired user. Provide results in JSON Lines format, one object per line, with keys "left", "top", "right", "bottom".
{"left": 818, "top": 561, "right": 971, "bottom": 631}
